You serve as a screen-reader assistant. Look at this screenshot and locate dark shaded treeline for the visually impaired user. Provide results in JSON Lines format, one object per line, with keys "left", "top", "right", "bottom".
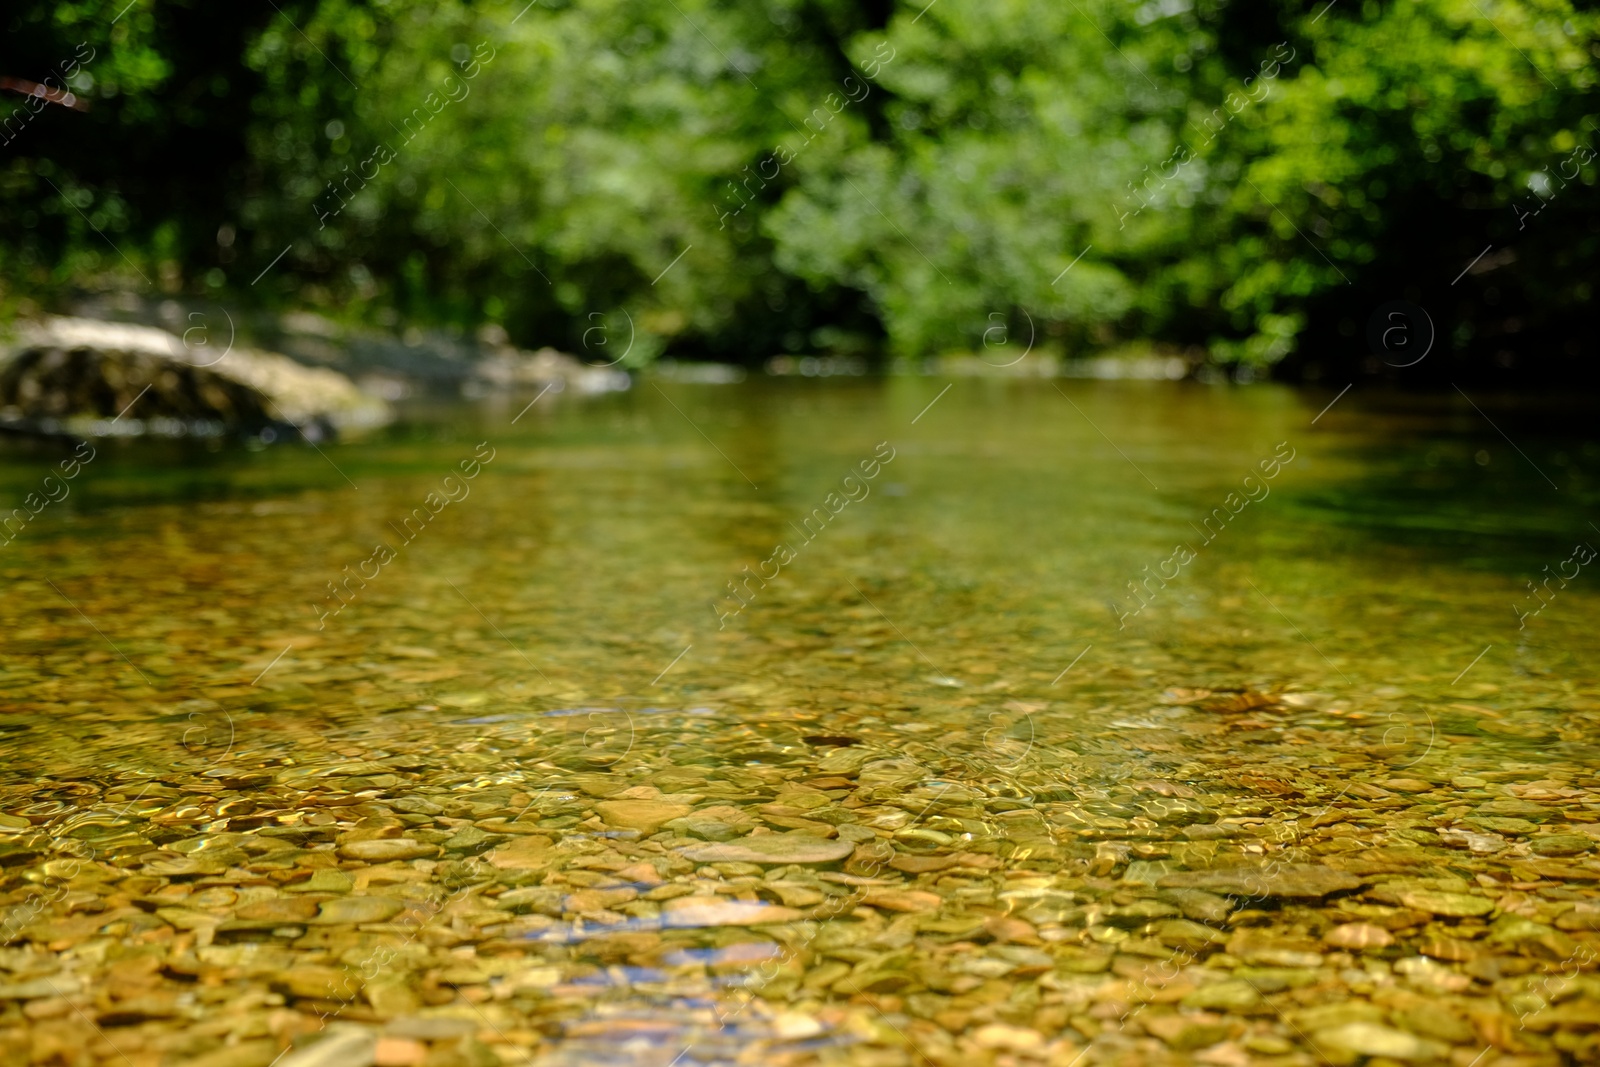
{"left": 2, "top": 0, "right": 1596, "bottom": 384}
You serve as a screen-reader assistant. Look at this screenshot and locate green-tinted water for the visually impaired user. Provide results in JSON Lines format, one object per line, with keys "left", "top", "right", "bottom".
{"left": 2, "top": 379, "right": 1598, "bottom": 1066}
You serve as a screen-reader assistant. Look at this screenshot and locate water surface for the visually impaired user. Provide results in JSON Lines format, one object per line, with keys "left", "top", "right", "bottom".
{"left": 2, "top": 379, "right": 1598, "bottom": 1066}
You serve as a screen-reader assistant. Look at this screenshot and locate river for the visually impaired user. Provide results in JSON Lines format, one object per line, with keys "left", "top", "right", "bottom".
{"left": 1, "top": 377, "right": 1597, "bottom": 1066}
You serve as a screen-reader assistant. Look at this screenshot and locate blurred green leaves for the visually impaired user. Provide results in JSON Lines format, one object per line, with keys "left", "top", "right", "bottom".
{"left": 2, "top": 0, "right": 1597, "bottom": 371}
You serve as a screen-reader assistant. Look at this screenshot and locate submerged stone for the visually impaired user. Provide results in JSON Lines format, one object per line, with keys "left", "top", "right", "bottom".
{"left": 1313, "top": 1022, "right": 1444, "bottom": 1061}
{"left": 1397, "top": 889, "right": 1495, "bottom": 917}
{"left": 596, "top": 799, "right": 694, "bottom": 834}
{"left": 661, "top": 896, "right": 804, "bottom": 927}
{"left": 313, "top": 896, "right": 405, "bottom": 924}
{"left": 678, "top": 836, "right": 853, "bottom": 864}
{"left": 1158, "top": 865, "right": 1362, "bottom": 898}
{"left": 1324, "top": 923, "right": 1394, "bottom": 950}
{"left": 337, "top": 839, "right": 439, "bottom": 861}
{"left": 236, "top": 898, "right": 320, "bottom": 923}
{"left": 1533, "top": 833, "right": 1593, "bottom": 856}
{"left": 1181, "top": 980, "right": 1261, "bottom": 1012}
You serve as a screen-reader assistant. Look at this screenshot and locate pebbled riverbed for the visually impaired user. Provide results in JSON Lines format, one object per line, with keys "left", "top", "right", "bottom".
{"left": 2, "top": 378, "right": 1598, "bottom": 1066}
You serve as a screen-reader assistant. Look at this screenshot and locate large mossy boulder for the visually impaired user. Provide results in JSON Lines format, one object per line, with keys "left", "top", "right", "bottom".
{"left": 0, "top": 317, "right": 390, "bottom": 437}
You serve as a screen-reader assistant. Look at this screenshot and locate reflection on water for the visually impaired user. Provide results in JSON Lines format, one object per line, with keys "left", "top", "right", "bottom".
{"left": 2, "top": 379, "right": 1599, "bottom": 1066}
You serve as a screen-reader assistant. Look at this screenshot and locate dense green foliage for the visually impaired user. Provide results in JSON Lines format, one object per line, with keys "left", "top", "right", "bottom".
{"left": 2, "top": 0, "right": 1596, "bottom": 374}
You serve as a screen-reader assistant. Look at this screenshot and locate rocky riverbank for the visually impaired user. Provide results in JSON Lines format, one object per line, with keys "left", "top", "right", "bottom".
{"left": 0, "top": 318, "right": 392, "bottom": 439}
{"left": 0, "top": 312, "right": 631, "bottom": 440}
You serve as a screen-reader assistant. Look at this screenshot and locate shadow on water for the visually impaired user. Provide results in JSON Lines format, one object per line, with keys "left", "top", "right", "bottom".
{"left": 1283, "top": 388, "right": 1600, "bottom": 574}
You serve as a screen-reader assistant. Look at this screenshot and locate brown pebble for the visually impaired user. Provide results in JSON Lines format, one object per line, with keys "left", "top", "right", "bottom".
{"left": 889, "top": 853, "right": 959, "bottom": 874}
{"left": 1419, "top": 937, "right": 1479, "bottom": 962}
{"left": 275, "top": 964, "right": 362, "bottom": 1001}
{"left": 984, "top": 916, "right": 1041, "bottom": 944}
{"left": 236, "top": 898, "right": 321, "bottom": 923}
{"left": 373, "top": 1037, "right": 427, "bottom": 1066}
{"left": 22, "top": 997, "right": 72, "bottom": 1020}
{"left": 860, "top": 887, "right": 942, "bottom": 912}
{"left": 970, "top": 1023, "right": 1044, "bottom": 1052}
{"left": 338, "top": 839, "right": 439, "bottom": 862}
{"left": 1323, "top": 923, "right": 1394, "bottom": 950}
{"left": 595, "top": 799, "right": 693, "bottom": 835}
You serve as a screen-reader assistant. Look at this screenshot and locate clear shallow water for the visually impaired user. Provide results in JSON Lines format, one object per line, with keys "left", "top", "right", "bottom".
{"left": 2, "top": 379, "right": 1599, "bottom": 1066}
{"left": 6, "top": 379, "right": 1592, "bottom": 734}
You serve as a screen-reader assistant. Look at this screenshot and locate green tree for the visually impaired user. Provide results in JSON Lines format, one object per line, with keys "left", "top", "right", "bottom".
{"left": 4, "top": 0, "right": 1596, "bottom": 376}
